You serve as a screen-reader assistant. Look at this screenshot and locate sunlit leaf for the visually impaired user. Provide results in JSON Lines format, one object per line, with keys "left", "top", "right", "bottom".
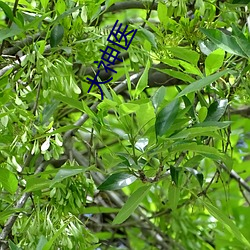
{"left": 134, "top": 59, "right": 150, "bottom": 98}
{"left": 205, "top": 49, "right": 225, "bottom": 75}
{"left": 0, "top": 168, "right": 18, "bottom": 194}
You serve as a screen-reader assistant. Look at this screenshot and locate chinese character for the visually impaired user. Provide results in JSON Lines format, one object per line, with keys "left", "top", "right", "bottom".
{"left": 94, "top": 45, "right": 123, "bottom": 74}
{"left": 107, "top": 20, "right": 137, "bottom": 50}
{"left": 87, "top": 19, "right": 137, "bottom": 100}
{"left": 86, "top": 71, "right": 113, "bottom": 100}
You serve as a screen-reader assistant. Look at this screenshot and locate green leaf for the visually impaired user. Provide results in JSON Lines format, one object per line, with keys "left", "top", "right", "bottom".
{"left": 134, "top": 59, "right": 150, "bottom": 98}
{"left": 42, "top": 223, "right": 69, "bottom": 250}
{"left": 168, "top": 182, "right": 180, "bottom": 210}
{"left": 40, "top": 0, "right": 49, "bottom": 9}
{"left": 151, "top": 86, "right": 166, "bottom": 111}
{"left": 98, "top": 172, "right": 137, "bottom": 191}
{"left": 168, "top": 47, "right": 200, "bottom": 65}
{"left": 157, "top": 2, "right": 168, "bottom": 24}
{"left": 119, "top": 103, "right": 140, "bottom": 115}
{"left": 50, "top": 24, "right": 64, "bottom": 47}
{"left": 170, "top": 126, "right": 220, "bottom": 139}
{"left": 203, "top": 201, "right": 250, "bottom": 248}
{"left": 0, "top": 168, "right": 18, "bottom": 194}
{"left": 36, "top": 235, "right": 48, "bottom": 250}
{"left": 194, "top": 121, "right": 231, "bottom": 129}
{"left": 200, "top": 28, "right": 247, "bottom": 58}
{"left": 80, "top": 206, "right": 120, "bottom": 214}
{"left": 185, "top": 167, "right": 204, "bottom": 187}
{"left": 0, "top": 209, "right": 23, "bottom": 223}
{"left": 0, "top": 1, "right": 14, "bottom": 21}
{"left": 53, "top": 92, "right": 84, "bottom": 112}
{"left": 176, "top": 70, "right": 231, "bottom": 98}
{"left": 0, "top": 25, "right": 23, "bottom": 42}
{"left": 198, "top": 106, "right": 208, "bottom": 122}
{"left": 232, "top": 0, "right": 250, "bottom": 4}
{"left": 155, "top": 99, "right": 179, "bottom": 137}
{"left": 41, "top": 101, "right": 60, "bottom": 125}
{"left": 24, "top": 177, "right": 51, "bottom": 192}
{"left": 51, "top": 166, "right": 86, "bottom": 186}
{"left": 170, "top": 166, "right": 180, "bottom": 186}
{"left": 156, "top": 67, "right": 195, "bottom": 83}
{"left": 112, "top": 185, "right": 151, "bottom": 224}
{"left": 9, "top": 241, "right": 22, "bottom": 250}
{"left": 136, "top": 28, "right": 157, "bottom": 49}
{"left": 205, "top": 99, "right": 228, "bottom": 122}
{"left": 205, "top": 49, "right": 225, "bottom": 75}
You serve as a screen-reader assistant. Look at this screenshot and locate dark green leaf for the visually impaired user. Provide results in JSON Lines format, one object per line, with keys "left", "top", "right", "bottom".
{"left": 170, "top": 166, "right": 181, "bottom": 186}
{"left": 185, "top": 167, "right": 204, "bottom": 187}
{"left": 50, "top": 24, "right": 64, "bottom": 47}
{"left": 232, "top": 0, "right": 250, "bottom": 4}
{"left": 205, "top": 99, "right": 228, "bottom": 122}
{"left": 98, "top": 172, "right": 137, "bottom": 191}
{"left": 155, "top": 99, "right": 179, "bottom": 137}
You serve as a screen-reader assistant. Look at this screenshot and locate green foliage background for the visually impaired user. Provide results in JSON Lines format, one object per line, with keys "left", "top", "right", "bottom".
{"left": 0, "top": 0, "right": 250, "bottom": 249}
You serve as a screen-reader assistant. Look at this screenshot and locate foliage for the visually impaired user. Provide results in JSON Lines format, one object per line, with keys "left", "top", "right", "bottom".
{"left": 1, "top": 0, "right": 250, "bottom": 249}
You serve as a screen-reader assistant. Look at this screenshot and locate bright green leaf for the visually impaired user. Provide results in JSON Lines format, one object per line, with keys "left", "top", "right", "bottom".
{"left": 0, "top": 168, "right": 18, "bottom": 194}
{"left": 134, "top": 59, "right": 150, "bottom": 98}
{"left": 205, "top": 49, "right": 225, "bottom": 75}
{"left": 168, "top": 47, "right": 200, "bottom": 65}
